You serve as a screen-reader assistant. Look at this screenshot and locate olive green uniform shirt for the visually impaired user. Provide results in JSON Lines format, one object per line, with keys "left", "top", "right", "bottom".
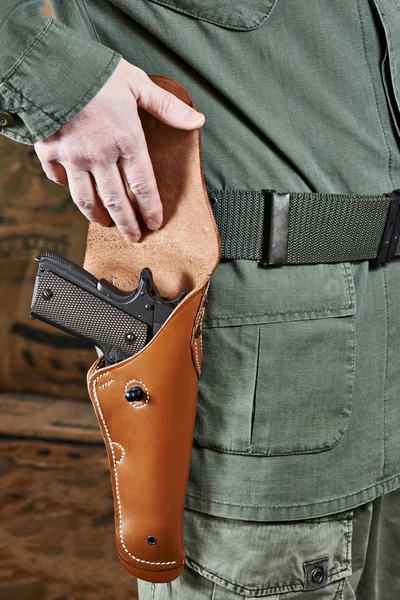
{"left": 2, "top": 0, "right": 400, "bottom": 521}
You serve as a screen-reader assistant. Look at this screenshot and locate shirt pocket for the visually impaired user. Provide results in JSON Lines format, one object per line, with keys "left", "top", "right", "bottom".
{"left": 196, "top": 260, "right": 356, "bottom": 457}
{"left": 144, "top": 0, "right": 279, "bottom": 30}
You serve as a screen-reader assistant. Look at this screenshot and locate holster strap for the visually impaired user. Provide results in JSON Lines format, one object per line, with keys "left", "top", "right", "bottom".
{"left": 208, "top": 189, "right": 400, "bottom": 267}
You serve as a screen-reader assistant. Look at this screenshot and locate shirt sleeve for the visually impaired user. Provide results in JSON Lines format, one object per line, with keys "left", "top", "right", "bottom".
{"left": 0, "top": 0, "right": 122, "bottom": 144}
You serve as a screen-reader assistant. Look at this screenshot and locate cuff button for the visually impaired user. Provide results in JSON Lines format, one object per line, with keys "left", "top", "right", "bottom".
{"left": 0, "top": 112, "right": 14, "bottom": 127}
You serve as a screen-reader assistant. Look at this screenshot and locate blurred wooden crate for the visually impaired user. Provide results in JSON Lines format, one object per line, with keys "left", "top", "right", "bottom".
{"left": 0, "top": 136, "right": 97, "bottom": 399}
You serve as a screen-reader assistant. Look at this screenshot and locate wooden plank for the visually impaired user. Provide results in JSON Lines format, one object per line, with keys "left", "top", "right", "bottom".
{"left": 0, "top": 438, "right": 138, "bottom": 598}
{"left": 0, "top": 133, "right": 94, "bottom": 400}
{"left": 0, "top": 392, "right": 102, "bottom": 444}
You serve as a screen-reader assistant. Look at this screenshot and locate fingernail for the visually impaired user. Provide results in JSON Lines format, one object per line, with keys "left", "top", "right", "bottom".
{"left": 182, "top": 107, "right": 205, "bottom": 125}
{"left": 147, "top": 219, "right": 162, "bottom": 230}
{"left": 129, "top": 233, "right": 141, "bottom": 243}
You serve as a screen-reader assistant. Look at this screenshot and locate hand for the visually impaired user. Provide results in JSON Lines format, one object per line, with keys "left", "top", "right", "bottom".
{"left": 34, "top": 58, "right": 205, "bottom": 243}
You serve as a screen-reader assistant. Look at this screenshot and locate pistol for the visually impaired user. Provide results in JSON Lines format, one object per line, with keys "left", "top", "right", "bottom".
{"left": 30, "top": 253, "right": 187, "bottom": 365}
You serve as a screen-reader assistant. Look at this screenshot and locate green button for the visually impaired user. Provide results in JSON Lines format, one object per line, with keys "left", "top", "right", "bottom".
{"left": 0, "top": 111, "right": 14, "bottom": 127}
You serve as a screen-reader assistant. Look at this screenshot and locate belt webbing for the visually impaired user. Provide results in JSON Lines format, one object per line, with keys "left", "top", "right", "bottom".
{"left": 208, "top": 189, "right": 400, "bottom": 267}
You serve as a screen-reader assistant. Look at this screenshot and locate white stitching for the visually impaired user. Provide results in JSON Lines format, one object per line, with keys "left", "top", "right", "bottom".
{"left": 199, "top": 307, "right": 204, "bottom": 366}
{"left": 112, "top": 441, "right": 125, "bottom": 464}
{"left": 200, "top": 308, "right": 205, "bottom": 348}
{"left": 192, "top": 283, "right": 210, "bottom": 376}
{"left": 192, "top": 324, "right": 201, "bottom": 375}
{"left": 192, "top": 304, "right": 204, "bottom": 374}
{"left": 92, "top": 372, "right": 178, "bottom": 567}
{"left": 124, "top": 379, "right": 150, "bottom": 409}
{"left": 97, "top": 378, "right": 114, "bottom": 389}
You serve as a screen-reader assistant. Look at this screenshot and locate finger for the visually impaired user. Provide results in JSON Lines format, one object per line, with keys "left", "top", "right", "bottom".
{"left": 133, "top": 76, "right": 205, "bottom": 130}
{"left": 64, "top": 168, "right": 110, "bottom": 226}
{"left": 118, "top": 125, "right": 163, "bottom": 230}
{"left": 92, "top": 163, "right": 142, "bottom": 243}
{"left": 40, "top": 160, "right": 69, "bottom": 186}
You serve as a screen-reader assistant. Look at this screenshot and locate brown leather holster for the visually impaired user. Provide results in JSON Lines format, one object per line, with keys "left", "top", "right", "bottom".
{"left": 84, "top": 76, "right": 221, "bottom": 583}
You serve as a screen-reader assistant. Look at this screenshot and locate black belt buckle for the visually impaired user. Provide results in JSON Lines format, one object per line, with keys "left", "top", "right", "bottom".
{"left": 370, "top": 189, "right": 400, "bottom": 267}
{"left": 258, "top": 190, "right": 290, "bottom": 267}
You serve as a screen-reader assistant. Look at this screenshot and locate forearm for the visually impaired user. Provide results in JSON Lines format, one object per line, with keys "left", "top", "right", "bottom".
{"left": 0, "top": 0, "right": 121, "bottom": 144}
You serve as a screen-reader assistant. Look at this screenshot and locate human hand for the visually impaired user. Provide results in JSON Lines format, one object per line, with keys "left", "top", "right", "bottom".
{"left": 34, "top": 58, "right": 205, "bottom": 243}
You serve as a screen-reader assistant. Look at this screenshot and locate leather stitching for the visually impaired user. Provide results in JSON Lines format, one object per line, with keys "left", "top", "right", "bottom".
{"left": 98, "top": 379, "right": 114, "bottom": 389}
{"left": 191, "top": 282, "right": 210, "bottom": 376}
{"left": 199, "top": 307, "right": 204, "bottom": 364}
{"left": 193, "top": 309, "right": 203, "bottom": 375}
{"left": 112, "top": 441, "right": 126, "bottom": 464}
{"left": 93, "top": 372, "right": 178, "bottom": 566}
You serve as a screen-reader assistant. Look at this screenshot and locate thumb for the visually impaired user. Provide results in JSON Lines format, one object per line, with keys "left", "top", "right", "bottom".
{"left": 135, "top": 79, "right": 205, "bottom": 130}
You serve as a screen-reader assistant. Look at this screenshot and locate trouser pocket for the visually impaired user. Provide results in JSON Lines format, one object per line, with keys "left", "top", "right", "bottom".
{"left": 138, "top": 508, "right": 355, "bottom": 599}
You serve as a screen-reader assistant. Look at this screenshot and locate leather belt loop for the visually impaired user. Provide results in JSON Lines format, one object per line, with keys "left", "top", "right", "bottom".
{"left": 370, "top": 189, "right": 400, "bottom": 267}
{"left": 259, "top": 190, "right": 290, "bottom": 267}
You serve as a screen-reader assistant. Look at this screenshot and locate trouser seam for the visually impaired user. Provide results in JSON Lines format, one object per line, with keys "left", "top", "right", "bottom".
{"left": 382, "top": 266, "right": 389, "bottom": 478}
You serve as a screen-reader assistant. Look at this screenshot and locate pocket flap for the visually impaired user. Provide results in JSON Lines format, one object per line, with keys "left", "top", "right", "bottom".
{"left": 146, "top": 0, "right": 279, "bottom": 31}
{"left": 203, "top": 260, "right": 356, "bottom": 328}
{"left": 184, "top": 510, "right": 352, "bottom": 597}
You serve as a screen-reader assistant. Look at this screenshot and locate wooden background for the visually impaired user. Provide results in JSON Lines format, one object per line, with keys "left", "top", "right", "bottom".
{"left": 0, "top": 0, "right": 96, "bottom": 399}
{"left": 0, "top": 134, "right": 97, "bottom": 399}
{"left": 0, "top": 2, "right": 139, "bottom": 597}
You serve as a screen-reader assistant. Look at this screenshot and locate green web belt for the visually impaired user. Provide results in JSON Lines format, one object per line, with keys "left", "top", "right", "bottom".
{"left": 208, "top": 189, "right": 400, "bottom": 267}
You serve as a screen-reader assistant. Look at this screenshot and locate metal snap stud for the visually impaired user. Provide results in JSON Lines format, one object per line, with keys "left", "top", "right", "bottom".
{"left": 0, "top": 111, "right": 14, "bottom": 127}
{"left": 125, "top": 386, "right": 144, "bottom": 403}
{"left": 311, "top": 567, "right": 324, "bottom": 584}
{"left": 147, "top": 536, "right": 157, "bottom": 545}
{"left": 208, "top": 193, "right": 218, "bottom": 208}
{"left": 303, "top": 557, "right": 328, "bottom": 591}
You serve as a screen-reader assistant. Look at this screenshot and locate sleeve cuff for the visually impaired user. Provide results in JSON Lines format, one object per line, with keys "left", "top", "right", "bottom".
{"left": 0, "top": 18, "right": 122, "bottom": 144}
